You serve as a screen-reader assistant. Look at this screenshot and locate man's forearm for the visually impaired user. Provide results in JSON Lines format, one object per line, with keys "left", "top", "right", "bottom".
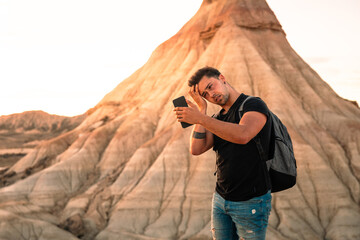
{"left": 189, "top": 124, "right": 213, "bottom": 155}
{"left": 198, "top": 114, "right": 250, "bottom": 144}
{"left": 189, "top": 106, "right": 212, "bottom": 155}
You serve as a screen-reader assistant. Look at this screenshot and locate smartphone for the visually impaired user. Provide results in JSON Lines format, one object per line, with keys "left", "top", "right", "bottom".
{"left": 172, "top": 96, "right": 193, "bottom": 128}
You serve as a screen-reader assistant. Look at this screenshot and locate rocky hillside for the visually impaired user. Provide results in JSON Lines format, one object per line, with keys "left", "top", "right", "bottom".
{"left": 0, "top": 111, "right": 84, "bottom": 133}
{"left": 0, "top": 0, "right": 359, "bottom": 239}
{"left": 0, "top": 111, "right": 85, "bottom": 171}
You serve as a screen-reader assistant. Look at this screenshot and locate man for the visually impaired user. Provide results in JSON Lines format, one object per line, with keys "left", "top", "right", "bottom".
{"left": 174, "top": 67, "right": 272, "bottom": 240}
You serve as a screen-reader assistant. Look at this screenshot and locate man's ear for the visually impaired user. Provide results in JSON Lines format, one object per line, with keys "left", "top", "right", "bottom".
{"left": 219, "top": 74, "right": 226, "bottom": 84}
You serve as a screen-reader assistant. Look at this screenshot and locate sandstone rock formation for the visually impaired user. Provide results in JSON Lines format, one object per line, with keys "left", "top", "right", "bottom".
{"left": 0, "top": 0, "right": 359, "bottom": 239}
{"left": 0, "top": 111, "right": 85, "bottom": 133}
{"left": 0, "top": 111, "right": 85, "bottom": 177}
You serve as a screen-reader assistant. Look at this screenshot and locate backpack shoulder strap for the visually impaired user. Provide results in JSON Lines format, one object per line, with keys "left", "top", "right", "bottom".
{"left": 239, "top": 96, "right": 254, "bottom": 115}
{"left": 238, "top": 96, "right": 268, "bottom": 162}
{"left": 238, "top": 95, "right": 271, "bottom": 188}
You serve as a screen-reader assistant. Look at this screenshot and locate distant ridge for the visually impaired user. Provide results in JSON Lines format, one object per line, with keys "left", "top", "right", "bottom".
{"left": 0, "top": 110, "right": 86, "bottom": 132}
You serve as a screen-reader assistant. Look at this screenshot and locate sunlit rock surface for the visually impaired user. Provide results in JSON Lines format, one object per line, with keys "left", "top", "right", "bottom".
{"left": 1, "top": 0, "right": 359, "bottom": 239}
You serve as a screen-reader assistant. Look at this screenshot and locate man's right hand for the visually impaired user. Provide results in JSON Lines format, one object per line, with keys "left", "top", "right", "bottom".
{"left": 189, "top": 84, "right": 207, "bottom": 113}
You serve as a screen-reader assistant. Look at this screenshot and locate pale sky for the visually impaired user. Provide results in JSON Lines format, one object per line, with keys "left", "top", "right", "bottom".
{"left": 0, "top": 0, "right": 359, "bottom": 117}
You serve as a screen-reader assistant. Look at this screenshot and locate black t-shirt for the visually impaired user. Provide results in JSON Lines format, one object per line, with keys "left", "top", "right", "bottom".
{"left": 213, "top": 93, "right": 272, "bottom": 201}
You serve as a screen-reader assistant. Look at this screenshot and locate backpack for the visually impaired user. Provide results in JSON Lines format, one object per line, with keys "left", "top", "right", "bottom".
{"left": 240, "top": 96, "right": 297, "bottom": 193}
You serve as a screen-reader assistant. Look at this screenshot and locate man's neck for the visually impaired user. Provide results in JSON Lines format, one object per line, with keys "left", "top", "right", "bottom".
{"left": 221, "top": 90, "right": 241, "bottom": 114}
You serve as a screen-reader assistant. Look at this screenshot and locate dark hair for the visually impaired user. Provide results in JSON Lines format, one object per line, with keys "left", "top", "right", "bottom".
{"left": 188, "top": 67, "right": 221, "bottom": 87}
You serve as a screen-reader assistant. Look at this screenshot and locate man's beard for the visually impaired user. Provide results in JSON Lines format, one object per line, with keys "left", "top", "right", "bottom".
{"left": 217, "top": 93, "right": 229, "bottom": 106}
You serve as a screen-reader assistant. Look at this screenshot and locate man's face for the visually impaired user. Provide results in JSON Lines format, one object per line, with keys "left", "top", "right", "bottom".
{"left": 198, "top": 75, "right": 229, "bottom": 106}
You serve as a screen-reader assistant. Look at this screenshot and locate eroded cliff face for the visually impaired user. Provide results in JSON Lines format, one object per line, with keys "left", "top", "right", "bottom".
{"left": 0, "top": 0, "right": 359, "bottom": 239}
{"left": 0, "top": 111, "right": 85, "bottom": 180}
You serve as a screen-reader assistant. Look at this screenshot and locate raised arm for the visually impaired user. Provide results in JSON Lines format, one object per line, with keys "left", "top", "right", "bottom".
{"left": 175, "top": 105, "right": 266, "bottom": 145}
{"left": 174, "top": 85, "right": 214, "bottom": 155}
{"left": 195, "top": 111, "right": 266, "bottom": 144}
{"left": 187, "top": 85, "right": 214, "bottom": 155}
{"left": 187, "top": 102, "right": 214, "bottom": 155}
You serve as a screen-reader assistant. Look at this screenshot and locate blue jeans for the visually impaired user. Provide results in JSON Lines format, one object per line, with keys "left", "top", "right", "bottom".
{"left": 211, "top": 191, "right": 272, "bottom": 240}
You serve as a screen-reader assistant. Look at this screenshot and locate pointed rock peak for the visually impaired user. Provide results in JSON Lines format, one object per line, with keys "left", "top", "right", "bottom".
{"left": 196, "top": 0, "right": 284, "bottom": 33}
{"left": 98, "top": 0, "right": 284, "bottom": 107}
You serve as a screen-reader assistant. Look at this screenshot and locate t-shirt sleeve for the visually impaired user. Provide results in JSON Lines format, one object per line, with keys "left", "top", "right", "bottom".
{"left": 242, "top": 97, "right": 269, "bottom": 118}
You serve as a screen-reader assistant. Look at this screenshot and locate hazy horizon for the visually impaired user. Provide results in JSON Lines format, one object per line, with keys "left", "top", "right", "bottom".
{"left": 1, "top": 0, "right": 359, "bottom": 117}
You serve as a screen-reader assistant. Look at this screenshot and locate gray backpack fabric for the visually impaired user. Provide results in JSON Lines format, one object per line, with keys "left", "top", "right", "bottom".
{"left": 240, "top": 96, "right": 297, "bottom": 193}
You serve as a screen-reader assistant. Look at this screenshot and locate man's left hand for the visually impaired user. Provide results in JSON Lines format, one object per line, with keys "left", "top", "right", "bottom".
{"left": 174, "top": 99, "right": 203, "bottom": 125}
